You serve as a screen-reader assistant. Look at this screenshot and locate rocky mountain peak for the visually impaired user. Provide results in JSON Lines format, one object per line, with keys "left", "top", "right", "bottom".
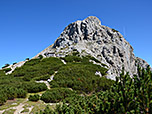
{"left": 52, "top": 16, "right": 103, "bottom": 48}
{"left": 33, "top": 16, "right": 150, "bottom": 80}
{"left": 83, "top": 16, "right": 101, "bottom": 25}
{"left": 7, "top": 16, "right": 150, "bottom": 80}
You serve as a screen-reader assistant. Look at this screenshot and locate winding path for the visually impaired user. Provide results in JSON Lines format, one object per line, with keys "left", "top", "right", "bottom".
{"left": 35, "top": 71, "right": 58, "bottom": 89}
{"left": 0, "top": 71, "right": 59, "bottom": 114}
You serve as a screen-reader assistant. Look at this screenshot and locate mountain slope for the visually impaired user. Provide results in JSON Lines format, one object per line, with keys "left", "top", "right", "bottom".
{"left": 0, "top": 16, "right": 151, "bottom": 113}
{"left": 34, "top": 16, "right": 149, "bottom": 80}
{"left": 2, "top": 16, "right": 150, "bottom": 80}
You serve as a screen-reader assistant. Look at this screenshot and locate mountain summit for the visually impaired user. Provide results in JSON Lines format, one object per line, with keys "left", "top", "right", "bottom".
{"left": 6, "top": 16, "right": 150, "bottom": 80}
{"left": 34, "top": 16, "right": 149, "bottom": 80}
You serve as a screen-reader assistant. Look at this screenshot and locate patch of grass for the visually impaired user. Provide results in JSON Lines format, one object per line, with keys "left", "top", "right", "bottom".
{"left": 2, "top": 109, "right": 16, "bottom": 114}
{"left": 21, "top": 108, "right": 29, "bottom": 113}
{"left": 0, "top": 98, "right": 25, "bottom": 110}
{"left": 86, "top": 55, "right": 101, "bottom": 63}
{"left": 41, "top": 88, "right": 76, "bottom": 103}
{"left": 26, "top": 100, "right": 47, "bottom": 113}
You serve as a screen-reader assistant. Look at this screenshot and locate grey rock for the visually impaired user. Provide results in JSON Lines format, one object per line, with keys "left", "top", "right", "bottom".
{"left": 33, "top": 16, "right": 151, "bottom": 80}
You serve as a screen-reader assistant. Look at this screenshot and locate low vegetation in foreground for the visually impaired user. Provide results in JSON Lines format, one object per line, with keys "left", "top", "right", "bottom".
{"left": 40, "top": 66, "right": 152, "bottom": 114}
{"left": 0, "top": 54, "right": 113, "bottom": 112}
{"left": 0, "top": 54, "right": 152, "bottom": 113}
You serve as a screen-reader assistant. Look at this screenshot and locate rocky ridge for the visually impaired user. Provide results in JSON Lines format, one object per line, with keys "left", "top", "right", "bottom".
{"left": 4, "top": 16, "right": 150, "bottom": 80}
{"left": 34, "top": 16, "right": 150, "bottom": 80}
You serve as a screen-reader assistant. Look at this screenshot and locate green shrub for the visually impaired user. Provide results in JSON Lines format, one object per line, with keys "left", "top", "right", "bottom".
{"left": 2, "top": 64, "right": 10, "bottom": 69}
{"left": 41, "top": 88, "right": 75, "bottom": 103}
{"left": 0, "top": 94, "right": 7, "bottom": 106}
{"left": 12, "top": 57, "right": 63, "bottom": 81}
{"left": 28, "top": 94, "right": 40, "bottom": 101}
{"left": 24, "top": 59, "right": 40, "bottom": 66}
{"left": 16, "top": 89, "right": 27, "bottom": 98}
{"left": 73, "top": 49, "right": 78, "bottom": 51}
{"left": 3, "top": 68, "right": 12, "bottom": 73}
{"left": 21, "top": 82, "right": 47, "bottom": 93}
{"left": 40, "top": 105, "right": 53, "bottom": 114}
{"left": 86, "top": 55, "right": 101, "bottom": 63}
{"left": 38, "top": 55, "right": 43, "bottom": 59}
{"left": 0, "top": 57, "right": 64, "bottom": 105}
{"left": 13, "top": 62, "right": 17, "bottom": 65}
{"left": 62, "top": 55, "right": 82, "bottom": 63}
{"left": 0, "top": 87, "right": 27, "bottom": 101}
{"left": 33, "top": 74, "right": 51, "bottom": 81}
{"left": 26, "top": 58, "right": 30, "bottom": 60}
{"left": 50, "top": 61, "right": 110, "bottom": 93}
{"left": 72, "top": 49, "right": 79, "bottom": 56}
{"left": 54, "top": 66, "right": 152, "bottom": 113}
{"left": 62, "top": 55, "right": 102, "bottom": 64}
{"left": 0, "top": 70, "right": 5, "bottom": 76}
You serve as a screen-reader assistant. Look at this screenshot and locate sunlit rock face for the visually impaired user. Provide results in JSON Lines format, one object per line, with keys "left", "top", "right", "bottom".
{"left": 34, "top": 16, "right": 150, "bottom": 80}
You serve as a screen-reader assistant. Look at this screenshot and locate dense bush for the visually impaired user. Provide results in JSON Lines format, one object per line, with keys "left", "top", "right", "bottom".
{"left": 0, "top": 57, "right": 64, "bottom": 105}
{"left": 0, "top": 86, "right": 27, "bottom": 105}
{"left": 62, "top": 55, "right": 82, "bottom": 63}
{"left": 38, "top": 55, "right": 43, "bottom": 59}
{"left": 28, "top": 94, "right": 40, "bottom": 101}
{"left": 16, "top": 89, "right": 27, "bottom": 98}
{"left": 21, "top": 82, "right": 47, "bottom": 93}
{"left": 2, "top": 64, "right": 10, "bottom": 69}
{"left": 86, "top": 55, "right": 101, "bottom": 63}
{"left": 53, "top": 66, "right": 152, "bottom": 113}
{"left": 11, "top": 57, "right": 63, "bottom": 81}
{"left": 0, "top": 56, "right": 110, "bottom": 106}
{"left": 0, "top": 76, "right": 46, "bottom": 105}
{"left": 26, "top": 58, "right": 30, "bottom": 60}
{"left": 41, "top": 88, "right": 75, "bottom": 103}
{"left": 0, "top": 70, "right": 6, "bottom": 76}
{"left": 0, "top": 94, "right": 7, "bottom": 106}
{"left": 50, "top": 61, "right": 111, "bottom": 93}
{"left": 62, "top": 55, "right": 102, "bottom": 64}
{"left": 33, "top": 74, "right": 51, "bottom": 81}
{"left": 3, "top": 68, "right": 11, "bottom": 73}
{"left": 0, "top": 76, "right": 47, "bottom": 93}
{"left": 38, "top": 105, "right": 53, "bottom": 114}
{"left": 13, "top": 62, "right": 17, "bottom": 65}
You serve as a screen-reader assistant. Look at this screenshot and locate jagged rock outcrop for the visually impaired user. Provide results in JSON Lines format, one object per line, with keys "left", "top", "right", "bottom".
{"left": 7, "top": 16, "right": 150, "bottom": 80}
{"left": 35, "top": 16, "right": 150, "bottom": 80}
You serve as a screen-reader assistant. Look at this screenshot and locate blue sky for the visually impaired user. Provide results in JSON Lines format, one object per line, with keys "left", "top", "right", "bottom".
{"left": 0, "top": 0, "right": 151, "bottom": 68}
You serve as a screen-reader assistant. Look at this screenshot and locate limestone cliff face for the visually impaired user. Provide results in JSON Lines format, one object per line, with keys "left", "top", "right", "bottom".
{"left": 29, "top": 16, "right": 150, "bottom": 79}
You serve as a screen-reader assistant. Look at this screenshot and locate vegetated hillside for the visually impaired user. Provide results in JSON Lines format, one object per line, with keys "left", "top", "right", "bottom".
{"left": 0, "top": 53, "right": 114, "bottom": 113}
{"left": 4, "top": 16, "right": 150, "bottom": 80}
{"left": 41, "top": 66, "right": 152, "bottom": 114}
{"left": 0, "top": 16, "right": 151, "bottom": 113}
{"left": 1, "top": 53, "right": 152, "bottom": 113}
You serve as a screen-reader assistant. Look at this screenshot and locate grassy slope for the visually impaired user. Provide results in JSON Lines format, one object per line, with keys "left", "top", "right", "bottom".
{"left": 0, "top": 55, "right": 114, "bottom": 113}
